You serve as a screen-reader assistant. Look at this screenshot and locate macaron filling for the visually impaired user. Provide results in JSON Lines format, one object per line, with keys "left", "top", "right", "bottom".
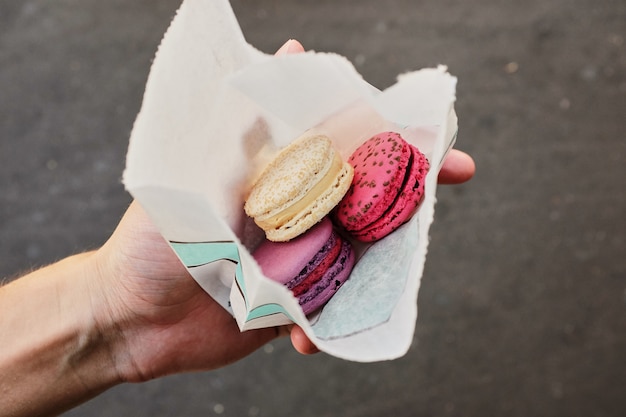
{"left": 252, "top": 218, "right": 356, "bottom": 315}
{"left": 291, "top": 235, "right": 343, "bottom": 297}
{"left": 253, "top": 150, "right": 344, "bottom": 230}
{"left": 298, "top": 238, "right": 355, "bottom": 314}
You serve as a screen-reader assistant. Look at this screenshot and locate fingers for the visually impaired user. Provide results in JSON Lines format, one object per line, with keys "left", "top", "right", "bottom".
{"left": 275, "top": 324, "right": 320, "bottom": 355}
{"left": 275, "top": 39, "right": 305, "bottom": 56}
{"left": 290, "top": 325, "right": 320, "bottom": 355}
{"left": 275, "top": 39, "right": 474, "bottom": 186}
{"left": 275, "top": 324, "right": 292, "bottom": 338}
{"left": 269, "top": 39, "right": 471, "bottom": 355}
{"left": 274, "top": 39, "right": 475, "bottom": 186}
{"left": 270, "top": 39, "right": 469, "bottom": 355}
{"left": 437, "top": 149, "right": 476, "bottom": 185}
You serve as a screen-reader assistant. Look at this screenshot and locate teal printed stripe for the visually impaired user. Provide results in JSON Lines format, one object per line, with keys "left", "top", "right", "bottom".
{"left": 170, "top": 241, "right": 239, "bottom": 267}
{"left": 248, "top": 303, "right": 295, "bottom": 322}
{"left": 231, "top": 276, "right": 296, "bottom": 322}
{"left": 171, "top": 241, "right": 297, "bottom": 324}
{"left": 170, "top": 241, "right": 247, "bottom": 300}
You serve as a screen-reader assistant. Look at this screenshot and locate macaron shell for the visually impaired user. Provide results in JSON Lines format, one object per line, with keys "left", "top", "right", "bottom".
{"left": 299, "top": 238, "right": 355, "bottom": 314}
{"left": 335, "top": 132, "right": 410, "bottom": 233}
{"left": 253, "top": 218, "right": 333, "bottom": 285}
{"left": 253, "top": 218, "right": 356, "bottom": 315}
{"left": 264, "top": 162, "right": 353, "bottom": 242}
{"left": 291, "top": 236, "right": 342, "bottom": 297}
{"left": 244, "top": 135, "right": 333, "bottom": 219}
{"left": 352, "top": 145, "right": 429, "bottom": 242}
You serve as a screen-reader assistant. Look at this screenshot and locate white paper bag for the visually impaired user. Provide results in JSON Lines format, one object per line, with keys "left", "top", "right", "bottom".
{"left": 124, "top": 0, "right": 458, "bottom": 362}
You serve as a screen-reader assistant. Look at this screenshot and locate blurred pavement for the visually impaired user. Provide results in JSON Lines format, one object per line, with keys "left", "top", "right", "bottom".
{"left": 1, "top": 0, "right": 625, "bottom": 416}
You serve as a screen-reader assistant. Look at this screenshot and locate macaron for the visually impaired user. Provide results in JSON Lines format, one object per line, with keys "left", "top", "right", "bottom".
{"left": 245, "top": 133, "right": 354, "bottom": 242}
{"left": 334, "top": 131, "right": 430, "bottom": 242}
{"left": 253, "top": 218, "right": 355, "bottom": 315}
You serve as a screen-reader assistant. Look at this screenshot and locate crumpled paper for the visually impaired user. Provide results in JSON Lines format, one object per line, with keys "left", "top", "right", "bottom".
{"left": 124, "top": 0, "right": 457, "bottom": 362}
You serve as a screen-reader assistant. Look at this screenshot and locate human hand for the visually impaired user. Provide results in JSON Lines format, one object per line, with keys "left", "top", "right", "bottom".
{"left": 278, "top": 41, "right": 475, "bottom": 187}
{"left": 89, "top": 41, "right": 315, "bottom": 384}
{"left": 0, "top": 41, "right": 474, "bottom": 417}
{"left": 93, "top": 201, "right": 310, "bottom": 382}
{"left": 91, "top": 41, "right": 475, "bottom": 384}
{"left": 438, "top": 149, "right": 475, "bottom": 184}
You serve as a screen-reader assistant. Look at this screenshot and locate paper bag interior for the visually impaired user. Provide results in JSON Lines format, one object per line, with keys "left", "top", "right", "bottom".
{"left": 124, "top": 0, "right": 457, "bottom": 362}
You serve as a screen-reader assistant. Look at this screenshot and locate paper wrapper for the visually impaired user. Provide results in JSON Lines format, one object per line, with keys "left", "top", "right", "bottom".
{"left": 123, "top": 0, "right": 458, "bottom": 362}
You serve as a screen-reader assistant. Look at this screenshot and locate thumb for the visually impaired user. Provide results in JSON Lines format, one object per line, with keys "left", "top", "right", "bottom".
{"left": 275, "top": 39, "right": 305, "bottom": 56}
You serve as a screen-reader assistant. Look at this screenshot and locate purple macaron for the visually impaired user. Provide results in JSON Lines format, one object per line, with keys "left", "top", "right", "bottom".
{"left": 253, "top": 218, "right": 355, "bottom": 315}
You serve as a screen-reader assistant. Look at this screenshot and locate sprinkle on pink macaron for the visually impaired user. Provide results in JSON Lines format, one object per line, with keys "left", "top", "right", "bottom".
{"left": 335, "top": 132, "right": 430, "bottom": 242}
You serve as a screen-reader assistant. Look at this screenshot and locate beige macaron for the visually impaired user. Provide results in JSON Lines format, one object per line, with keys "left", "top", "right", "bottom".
{"left": 244, "top": 133, "right": 354, "bottom": 242}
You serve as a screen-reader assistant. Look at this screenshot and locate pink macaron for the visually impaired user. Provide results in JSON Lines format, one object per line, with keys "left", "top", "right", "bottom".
{"left": 334, "top": 131, "right": 430, "bottom": 242}
{"left": 253, "top": 218, "right": 355, "bottom": 315}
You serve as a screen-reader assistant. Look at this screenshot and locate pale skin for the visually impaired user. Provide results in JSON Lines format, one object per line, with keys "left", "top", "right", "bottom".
{"left": 0, "top": 40, "right": 475, "bottom": 417}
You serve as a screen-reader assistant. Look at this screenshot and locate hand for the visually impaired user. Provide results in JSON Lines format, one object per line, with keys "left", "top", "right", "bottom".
{"left": 90, "top": 41, "right": 320, "bottom": 383}
{"left": 96, "top": 40, "right": 475, "bottom": 382}
{"left": 91, "top": 41, "right": 475, "bottom": 381}
{"left": 278, "top": 41, "right": 475, "bottom": 187}
{"left": 93, "top": 201, "right": 314, "bottom": 382}
{"left": 438, "top": 149, "right": 475, "bottom": 184}
{"left": 0, "top": 40, "right": 475, "bottom": 417}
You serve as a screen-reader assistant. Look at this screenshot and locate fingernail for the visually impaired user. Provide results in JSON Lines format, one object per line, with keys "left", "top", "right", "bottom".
{"left": 275, "top": 39, "right": 298, "bottom": 56}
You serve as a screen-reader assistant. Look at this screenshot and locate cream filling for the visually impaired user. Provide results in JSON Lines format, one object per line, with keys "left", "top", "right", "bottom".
{"left": 255, "top": 151, "right": 344, "bottom": 230}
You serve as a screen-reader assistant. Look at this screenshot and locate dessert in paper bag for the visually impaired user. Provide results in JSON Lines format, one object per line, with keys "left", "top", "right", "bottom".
{"left": 123, "top": 0, "right": 458, "bottom": 362}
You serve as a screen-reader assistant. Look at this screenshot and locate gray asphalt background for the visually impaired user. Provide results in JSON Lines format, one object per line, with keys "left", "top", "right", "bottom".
{"left": 1, "top": 0, "right": 625, "bottom": 416}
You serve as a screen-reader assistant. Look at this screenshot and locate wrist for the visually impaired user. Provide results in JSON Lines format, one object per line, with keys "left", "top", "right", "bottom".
{"left": 0, "top": 252, "right": 123, "bottom": 416}
{"left": 53, "top": 252, "right": 126, "bottom": 392}
{"left": 88, "top": 244, "right": 140, "bottom": 383}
